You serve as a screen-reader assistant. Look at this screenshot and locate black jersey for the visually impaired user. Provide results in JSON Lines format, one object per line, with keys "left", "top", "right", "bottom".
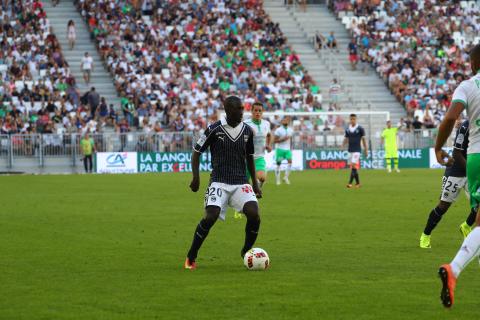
{"left": 445, "top": 120, "right": 469, "bottom": 177}
{"left": 194, "top": 118, "right": 254, "bottom": 185}
{"left": 345, "top": 125, "right": 365, "bottom": 153}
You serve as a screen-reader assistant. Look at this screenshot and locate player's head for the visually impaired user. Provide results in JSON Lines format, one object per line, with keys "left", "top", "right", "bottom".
{"left": 281, "top": 116, "right": 289, "bottom": 127}
{"left": 224, "top": 95, "right": 244, "bottom": 126}
{"left": 386, "top": 120, "right": 392, "bottom": 128}
{"left": 349, "top": 114, "right": 357, "bottom": 126}
{"left": 470, "top": 44, "right": 480, "bottom": 74}
{"left": 251, "top": 102, "right": 263, "bottom": 121}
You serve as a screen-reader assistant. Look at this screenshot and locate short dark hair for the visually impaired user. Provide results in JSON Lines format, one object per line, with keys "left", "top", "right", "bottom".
{"left": 224, "top": 96, "right": 242, "bottom": 110}
{"left": 470, "top": 44, "right": 480, "bottom": 63}
{"left": 252, "top": 102, "right": 263, "bottom": 109}
{"left": 350, "top": 113, "right": 357, "bottom": 118}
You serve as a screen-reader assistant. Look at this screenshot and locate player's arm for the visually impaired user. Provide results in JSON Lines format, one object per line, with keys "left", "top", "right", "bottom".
{"left": 246, "top": 132, "right": 262, "bottom": 198}
{"left": 190, "top": 151, "right": 201, "bottom": 192}
{"left": 361, "top": 136, "right": 368, "bottom": 157}
{"left": 274, "top": 134, "right": 287, "bottom": 143}
{"left": 435, "top": 101, "right": 465, "bottom": 165}
{"left": 190, "top": 128, "right": 213, "bottom": 192}
{"left": 266, "top": 132, "right": 272, "bottom": 152}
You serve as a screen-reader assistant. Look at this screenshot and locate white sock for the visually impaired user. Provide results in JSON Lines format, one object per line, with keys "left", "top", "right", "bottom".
{"left": 285, "top": 164, "right": 291, "bottom": 178}
{"left": 275, "top": 166, "right": 281, "bottom": 180}
{"left": 451, "top": 227, "right": 480, "bottom": 278}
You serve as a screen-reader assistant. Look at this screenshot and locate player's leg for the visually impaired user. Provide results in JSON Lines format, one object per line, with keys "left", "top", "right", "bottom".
{"left": 353, "top": 167, "right": 360, "bottom": 186}
{"left": 438, "top": 154, "right": 480, "bottom": 307}
{"left": 420, "top": 200, "right": 451, "bottom": 248}
{"left": 385, "top": 157, "right": 392, "bottom": 173}
{"left": 459, "top": 179, "right": 476, "bottom": 237}
{"left": 185, "top": 184, "right": 228, "bottom": 268}
{"left": 420, "top": 175, "right": 456, "bottom": 248}
{"left": 185, "top": 205, "right": 220, "bottom": 268}
{"left": 255, "top": 157, "right": 267, "bottom": 188}
{"left": 284, "top": 150, "right": 292, "bottom": 184}
{"left": 460, "top": 207, "right": 477, "bottom": 238}
{"left": 393, "top": 158, "right": 400, "bottom": 172}
{"left": 347, "top": 152, "right": 355, "bottom": 187}
{"left": 241, "top": 201, "right": 261, "bottom": 257}
{"left": 83, "top": 156, "right": 88, "bottom": 173}
{"left": 353, "top": 159, "right": 360, "bottom": 187}
{"left": 231, "top": 185, "right": 260, "bottom": 257}
{"left": 275, "top": 149, "right": 283, "bottom": 185}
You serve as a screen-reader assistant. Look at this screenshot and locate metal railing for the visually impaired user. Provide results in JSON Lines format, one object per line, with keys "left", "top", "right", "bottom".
{"left": 0, "top": 129, "right": 438, "bottom": 169}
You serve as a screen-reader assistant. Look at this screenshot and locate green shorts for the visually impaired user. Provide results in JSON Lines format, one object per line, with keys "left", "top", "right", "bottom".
{"left": 275, "top": 148, "right": 292, "bottom": 163}
{"left": 467, "top": 153, "right": 480, "bottom": 208}
{"left": 247, "top": 157, "right": 266, "bottom": 180}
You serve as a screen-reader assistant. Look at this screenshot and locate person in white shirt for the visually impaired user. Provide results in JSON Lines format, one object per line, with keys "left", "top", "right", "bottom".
{"left": 244, "top": 102, "right": 272, "bottom": 188}
{"left": 81, "top": 52, "right": 94, "bottom": 84}
{"left": 435, "top": 44, "right": 480, "bottom": 308}
{"left": 274, "top": 116, "right": 294, "bottom": 185}
{"left": 67, "top": 20, "right": 76, "bottom": 50}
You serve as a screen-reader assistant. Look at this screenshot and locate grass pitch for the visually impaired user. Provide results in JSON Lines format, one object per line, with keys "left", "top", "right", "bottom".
{"left": 1, "top": 169, "right": 480, "bottom": 319}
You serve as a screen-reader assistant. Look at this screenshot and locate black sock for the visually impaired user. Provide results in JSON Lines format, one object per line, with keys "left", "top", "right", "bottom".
{"left": 424, "top": 206, "right": 447, "bottom": 235}
{"left": 187, "top": 219, "right": 215, "bottom": 262}
{"left": 242, "top": 217, "right": 260, "bottom": 255}
{"left": 349, "top": 169, "right": 355, "bottom": 184}
{"left": 354, "top": 169, "right": 360, "bottom": 184}
{"left": 466, "top": 207, "right": 477, "bottom": 227}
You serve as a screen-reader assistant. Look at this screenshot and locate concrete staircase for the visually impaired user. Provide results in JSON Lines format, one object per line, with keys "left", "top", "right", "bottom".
{"left": 42, "top": 1, "right": 121, "bottom": 108}
{"left": 264, "top": 0, "right": 406, "bottom": 128}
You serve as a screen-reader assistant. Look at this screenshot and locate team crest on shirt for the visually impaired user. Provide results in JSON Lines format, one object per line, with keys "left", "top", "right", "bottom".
{"left": 244, "top": 135, "right": 249, "bottom": 142}
{"left": 216, "top": 132, "right": 225, "bottom": 141}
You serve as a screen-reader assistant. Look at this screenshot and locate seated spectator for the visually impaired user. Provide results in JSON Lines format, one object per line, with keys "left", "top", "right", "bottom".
{"left": 327, "top": 31, "right": 338, "bottom": 49}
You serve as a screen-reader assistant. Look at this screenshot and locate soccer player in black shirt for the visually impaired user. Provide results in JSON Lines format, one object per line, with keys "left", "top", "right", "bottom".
{"left": 342, "top": 114, "right": 368, "bottom": 188}
{"left": 184, "top": 96, "right": 262, "bottom": 270}
{"left": 419, "top": 120, "right": 476, "bottom": 248}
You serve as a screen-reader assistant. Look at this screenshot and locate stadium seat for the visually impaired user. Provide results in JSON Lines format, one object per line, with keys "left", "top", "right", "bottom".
{"left": 335, "top": 135, "right": 344, "bottom": 146}
{"left": 315, "top": 135, "right": 324, "bottom": 147}
{"left": 326, "top": 135, "right": 335, "bottom": 147}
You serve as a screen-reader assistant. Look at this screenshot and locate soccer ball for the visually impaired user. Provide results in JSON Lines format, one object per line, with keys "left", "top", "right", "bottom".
{"left": 243, "top": 248, "right": 270, "bottom": 271}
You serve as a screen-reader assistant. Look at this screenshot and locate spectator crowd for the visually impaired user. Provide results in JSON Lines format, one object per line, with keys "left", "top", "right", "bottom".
{"left": 331, "top": 0, "right": 480, "bottom": 128}
{"left": 75, "top": 0, "right": 329, "bottom": 134}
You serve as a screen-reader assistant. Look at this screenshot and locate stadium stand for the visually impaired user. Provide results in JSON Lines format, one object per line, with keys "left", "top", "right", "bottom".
{"left": 74, "top": 0, "right": 338, "bottom": 132}
{"left": 331, "top": 0, "right": 479, "bottom": 127}
{"left": 0, "top": 0, "right": 117, "bottom": 135}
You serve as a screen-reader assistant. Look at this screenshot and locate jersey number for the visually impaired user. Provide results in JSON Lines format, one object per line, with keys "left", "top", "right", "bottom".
{"left": 444, "top": 181, "right": 459, "bottom": 193}
{"left": 206, "top": 187, "right": 222, "bottom": 197}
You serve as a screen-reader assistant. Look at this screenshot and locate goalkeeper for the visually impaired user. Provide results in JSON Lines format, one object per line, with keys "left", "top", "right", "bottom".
{"left": 381, "top": 120, "right": 400, "bottom": 173}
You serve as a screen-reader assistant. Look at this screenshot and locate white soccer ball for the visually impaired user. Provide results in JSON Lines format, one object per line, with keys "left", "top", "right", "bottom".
{"left": 243, "top": 248, "right": 270, "bottom": 271}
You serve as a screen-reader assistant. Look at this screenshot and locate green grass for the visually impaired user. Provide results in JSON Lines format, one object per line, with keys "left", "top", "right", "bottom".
{"left": 1, "top": 169, "right": 480, "bottom": 319}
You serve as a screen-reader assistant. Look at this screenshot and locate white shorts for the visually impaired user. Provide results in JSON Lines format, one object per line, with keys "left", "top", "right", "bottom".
{"left": 440, "top": 175, "right": 468, "bottom": 203}
{"left": 204, "top": 182, "right": 258, "bottom": 221}
{"left": 348, "top": 152, "right": 361, "bottom": 169}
